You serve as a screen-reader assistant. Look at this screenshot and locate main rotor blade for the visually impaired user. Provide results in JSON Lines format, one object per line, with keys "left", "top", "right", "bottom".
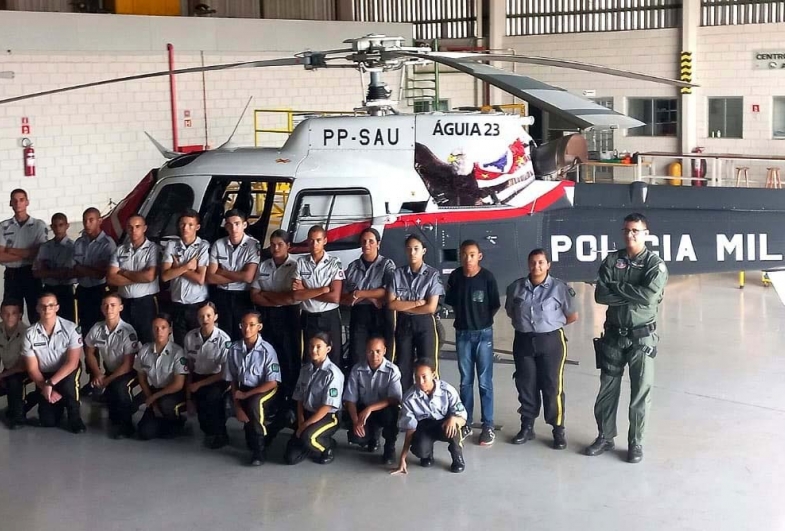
{"left": 428, "top": 51, "right": 696, "bottom": 88}
{"left": 395, "top": 51, "right": 643, "bottom": 130}
{"left": 0, "top": 57, "right": 303, "bottom": 105}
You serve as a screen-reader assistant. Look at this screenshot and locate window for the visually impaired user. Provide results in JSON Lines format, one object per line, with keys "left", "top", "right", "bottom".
{"left": 708, "top": 97, "right": 743, "bottom": 138}
{"left": 773, "top": 97, "right": 785, "bottom": 138}
{"left": 289, "top": 190, "right": 372, "bottom": 250}
{"left": 198, "top": 178, "right": 289, "bottom": 244}
{"left": 627, "top": 98, "right": 678, "bottom": 137}
{"left": 144, "top": 183, "right": 195, "bottom": 243}
{"left": 413, "top": 99, "right": 450, "bottom": 113}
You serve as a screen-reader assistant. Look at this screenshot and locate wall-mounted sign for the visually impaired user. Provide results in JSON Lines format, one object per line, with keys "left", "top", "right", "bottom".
{"left": 754, "top": 51, "right": 785, "bottom": 69}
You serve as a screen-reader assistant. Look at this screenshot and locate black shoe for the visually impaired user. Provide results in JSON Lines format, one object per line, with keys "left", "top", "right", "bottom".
{"left": 585, "top": 436, "right": 615, "bottom": 456}
{"left": 552, "top": 428, "right": 567, "bottom": 450}
{"left": 249, "top": 450, "right": 266, "bottom": 466}
{"left": 318, "top": 448, "right": 335, "bottom": 465}
{"left": 450, "top": 453, "right": 466, "bottom": 473}
{"left": 420, "top": 457, "right": 434, "bottom": 468}
{"left": 382, "top": 446, "right": 396, "bottom": 465}
{"left": 209, "top": 434, "right": 229, "bottom": 450}
{"left": 69, "top": 419, "right": 87, "bottom": 434}
{"left": 511, "top": 425, "right": 535, "bottom": 445}
{"left": 366, "top": 439, "right": 379, "bottom": 453}
{"left": 479, "top": 426, "right": 496, "bottom": 446}
{"left": 627, "top": 444, "right": 643, "bottom": 463}
{"left": 8, "top": 418, "right": 25, "bottom": 430}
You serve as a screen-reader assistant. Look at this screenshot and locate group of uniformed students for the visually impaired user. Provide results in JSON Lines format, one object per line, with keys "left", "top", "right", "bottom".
{"left": 0, "top": 187, "right": 668, "bottom": 470}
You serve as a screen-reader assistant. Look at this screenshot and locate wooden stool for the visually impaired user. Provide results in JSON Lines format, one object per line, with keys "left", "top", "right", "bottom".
{"left": 766, "top": 167, "right": 782, "bottom": 189}
{"left": 735, "top": 166, "right": 750, "bottom": 187}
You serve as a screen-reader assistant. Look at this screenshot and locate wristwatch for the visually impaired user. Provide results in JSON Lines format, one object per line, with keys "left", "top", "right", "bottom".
{"left": 44, "top": 379, "right": 53, "bottom": 387}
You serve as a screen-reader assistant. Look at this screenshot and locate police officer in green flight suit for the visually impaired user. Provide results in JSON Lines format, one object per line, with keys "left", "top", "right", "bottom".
{"left": 585, "top": 213, "right": 668, "bottom": 464}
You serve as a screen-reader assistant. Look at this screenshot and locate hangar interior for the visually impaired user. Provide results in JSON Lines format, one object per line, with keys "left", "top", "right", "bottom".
{"left": 1, "top": 1, "right": 785, "bottom": 530}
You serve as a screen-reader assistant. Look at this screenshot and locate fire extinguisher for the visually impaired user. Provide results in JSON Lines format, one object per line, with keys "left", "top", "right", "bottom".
{"left": 22, "top": 138, "right": 35, "bottom": 177}
{"left": 691, "top": 146, "right": 706, "bottom": 187}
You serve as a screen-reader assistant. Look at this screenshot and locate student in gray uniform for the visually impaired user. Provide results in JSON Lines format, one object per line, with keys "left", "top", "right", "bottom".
{"left": 184, "top": 302, "right": 231, "bottom": 450}
{"left": 387, "top": 234, "right": 445, "bottom": 392}
{"left": 134, "top": 313, "right": 189, "bottom": 440}
{"left": 33, "top": 213, "right": 76, "bottom": 323}
{"left": 392, "top": 359, "right": 468, "bottom": 475}
{"left": 207, "top": 209, "right": 260, "bottom": 341}
{"left": 84, "top": 292, "right": 140, "bottom": 439}
{"left": 250, "top": 229, "right": 299, "bottom": 404}
{"left": 0, "top": 299, "right": 29, "bottom": 429}
{"left": 292, "top": 225, "right": 344, "bottom": 367}
{"left": 341, "top": 228, "right": 396, "bottom": 366}
{"left": 505, "top": 248, "right": 578, "bottom": 450}
{"left": 445, "top": 240, "right": 501, "bottom": 447}
{"left": 285, "top": 331, "right": 344, "bottom": 466}
{"left": 73, "top": 207, "right": 116, "bottom": 337}
{"left": 107, "top": 215, "right": 159, "bottom": 345}
{"left": 162, "top": 209, "right": 210, "bottom": 345}
{"left": 21, "top": 292, "right": 86, "bottom": 434}
{"left": 344, "top": 335, "right": 402, "bottom": 465}
{"left": 224, "top": 310, "right": 282, "bottom": 466}
{"left": 0, "top": 189, "right": 48, "bottom": 323}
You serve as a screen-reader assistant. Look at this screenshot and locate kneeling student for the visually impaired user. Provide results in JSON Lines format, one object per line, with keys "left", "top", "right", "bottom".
{"left": 224, "top": 311, "right": 282, "bottom": 466}
{"left": 0, "top": 300, "right": 29, "bottom": 429}
{"left": 344, "top": 335, "right": 402, "bottom": 465}
{"left": 285, "top": 332, "right": 344, "bottom": 465}
{"left": 184, "top": 302, "right": 231, "bottom": 450}
{"left": 392, "top": 359, "right": 468, "bottom": 474}
{"left": 84, "top": 293, "right": 139, "bottom": 439}
{"left": 134, "top": 314, "right": 188, "bottom": 440}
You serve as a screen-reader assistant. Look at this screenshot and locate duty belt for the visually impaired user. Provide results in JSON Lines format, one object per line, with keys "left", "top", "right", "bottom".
{"left": 604, "top": 322, "right": 656, "bottom": 338}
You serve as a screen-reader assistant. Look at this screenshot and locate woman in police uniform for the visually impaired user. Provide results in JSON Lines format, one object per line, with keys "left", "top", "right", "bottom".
{"left": 134, "top": 314, "right": 189, "bottom": 440}
{"left": 184, "top": 302, "right": 231, "bottom": 450}
{"left": 249, "top": 229, "right": 300, "bottom": 407}
{"left": 387, "top": 235, "right": 445, "bottom": 392}
{"left": 505, "top": 248, "right": 578, "bottom": 450}
{"left": 285, "top": 331, "right": 344, "bottom": 466}
{"left": 341, "top": 228, "right": 396, "bottom": 366}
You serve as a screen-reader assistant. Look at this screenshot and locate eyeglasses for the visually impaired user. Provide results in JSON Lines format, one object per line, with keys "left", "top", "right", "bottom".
{"left": 621, "top": 228, "right": 647, "bottom": 236}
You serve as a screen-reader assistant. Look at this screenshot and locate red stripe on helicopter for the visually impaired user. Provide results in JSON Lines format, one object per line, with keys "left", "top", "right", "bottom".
{"left": 292, "top": 180, "right": 572, "bottom": 248}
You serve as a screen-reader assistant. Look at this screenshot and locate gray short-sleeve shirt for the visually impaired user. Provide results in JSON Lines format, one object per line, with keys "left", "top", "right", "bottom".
{"left": 162, "top": 237, "right": 210, "bottom": 304}
{"left": 21, "top": 317, "right": 82, "bottom": 372}
{"left": 0, "top": 216, "right": 49, "bottom": 268}
{"left": 109, "top": 239, "right": 160, "bottom": 299}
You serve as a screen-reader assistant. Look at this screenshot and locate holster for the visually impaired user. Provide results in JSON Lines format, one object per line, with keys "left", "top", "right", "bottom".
{"left": 593, "top": 336, "right": 604, "bottom": 370}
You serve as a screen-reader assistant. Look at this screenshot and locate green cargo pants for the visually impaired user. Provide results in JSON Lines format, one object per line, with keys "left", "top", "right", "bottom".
{"left": 593, "top": 331, "right": 657, "bottom": 446}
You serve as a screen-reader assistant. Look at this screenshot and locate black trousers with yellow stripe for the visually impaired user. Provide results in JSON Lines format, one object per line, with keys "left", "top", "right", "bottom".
{"left": 411, "top": 418, "right": 465, "bottom": 460}
{"left": 394, "top": 313, "right": 439, "bottom": 393}
{"left": 105, "top": 370, "right": 137, "bottom": 429}
{"left": 285, "top": 411, "right": 339, "bottom": 464}
{"left": 193, "top": 373, "right": 230, "bottom": 438}
{"left": 120, "top": 294, "right": 157, "bottom": 346}
{"left": 239, "top": 386, "right": 279, "bottom": 452}
{"left": 39, "top": 367, "right": 82, "bottom": 427}
{"left": 512, "top": 329, "right": 568, "bottom": 428}
{"left": 137, "top": 388, "right": 186, "bottom": 440}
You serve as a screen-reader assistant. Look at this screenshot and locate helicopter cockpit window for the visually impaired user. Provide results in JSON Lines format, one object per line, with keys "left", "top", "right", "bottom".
{"left": 198, "top": 178, "right": 289, "bottom": 244}
{"left": 144, "top": 183, "right": 195, "bottom": 244}
{"left": 290, "top": 190, "right": 372, "bottom": 251}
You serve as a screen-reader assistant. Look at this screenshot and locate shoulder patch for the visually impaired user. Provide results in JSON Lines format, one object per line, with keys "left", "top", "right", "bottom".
{"left": 455, "top": 403, "right": 465, "bottom": 412}
{"left": 129, "top": 333, "right": 137, "bottom": 342}
{"left": 328, "top": 388, "right": 338, "bottom": 398}
{"left": 179, "top": 357, "right": 188, "bottom": 366}
{"left": 75, "top": 325, "right": 81, "bottom": 334}
{"left": 271, "top": 363, "right": 280, "bottom": 372}
{"left": 568, "top": 287, "right": 576, "bottom": 297}
{"left": 225, "top": 341, "right": 233, "bottom": 349}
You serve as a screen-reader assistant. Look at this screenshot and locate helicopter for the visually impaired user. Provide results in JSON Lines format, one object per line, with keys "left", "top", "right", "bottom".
{"left": 3, "top": 34, "right": 785, "bottom": 293}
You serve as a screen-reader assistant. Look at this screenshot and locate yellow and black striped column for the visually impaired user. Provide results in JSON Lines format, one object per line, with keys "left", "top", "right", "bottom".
{"left": 680, "top": 51, "right": 693, "bottom": 94}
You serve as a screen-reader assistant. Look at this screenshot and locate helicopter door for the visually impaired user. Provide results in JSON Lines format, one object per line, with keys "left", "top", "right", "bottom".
{"left": 138, "top": 176, "right": 209, "bottom": 244}
{"left": 287, "top": 188, "right": 373, "bottom": 265}
{"left": 198, "top": 177, "right": 291, "bottom": 250}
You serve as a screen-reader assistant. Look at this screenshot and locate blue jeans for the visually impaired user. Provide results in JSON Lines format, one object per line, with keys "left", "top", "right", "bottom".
{"left": 456, "top": 327, "right": 494, "bottom": 427}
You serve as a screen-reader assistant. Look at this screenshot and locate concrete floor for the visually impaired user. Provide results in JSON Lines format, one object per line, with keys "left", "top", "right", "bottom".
{"left": 1, "top": 272, "right": 783, "bottom": 530}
